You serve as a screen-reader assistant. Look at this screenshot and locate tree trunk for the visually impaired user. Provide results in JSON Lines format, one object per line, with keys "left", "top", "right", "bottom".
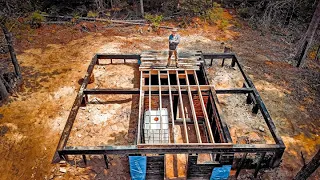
{"left": 294, "top": 149, "right": 320, "bottom": 180}
{"left": 0, "top": 23, "right": 22, "bottom": 78}
{"left": 0, "top": 75, "right": 9, "bottom": 102}
{"left": 294, "top": 0, "right": 320, "bottom": 67}
{"left": 140, "top": 0, "right": 144, "bottom": 16}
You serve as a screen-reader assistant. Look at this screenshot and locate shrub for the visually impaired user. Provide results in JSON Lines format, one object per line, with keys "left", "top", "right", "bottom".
{"left": 87, "top": 11, "right": 98, "bottom": 18}
{"left": 218, "top": 19, "right": 229, "bottom": 30}
{"left": 144, "top": 13, "right": 163, "bottom": 31}
{"left": 29, "top": 10, "right": 46, "bottom": 28}
{"left": 203, "top": 3, "right": 224, "bottom": 24}
{"left": 71, "top": 12, "right": 80, "bottom": 24}
{"left": 202, "top": 3, "right": 230, "bottom": 30}
{"left": 237, "top": 7, "right": 251, "bottom": 19}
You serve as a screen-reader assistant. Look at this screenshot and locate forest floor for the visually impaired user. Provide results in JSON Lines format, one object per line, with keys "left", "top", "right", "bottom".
{"left": 0, "top": 13, "right": 319, "bottom": 180}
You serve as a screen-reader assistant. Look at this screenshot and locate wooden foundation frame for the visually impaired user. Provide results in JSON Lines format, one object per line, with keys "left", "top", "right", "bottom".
{"left": 53, "top": 52, "right": 285, "bottom": 179}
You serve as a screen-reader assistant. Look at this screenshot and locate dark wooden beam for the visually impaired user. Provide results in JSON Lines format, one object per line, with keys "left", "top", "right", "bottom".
{"left": 215, "top": 88, "right": 254, "bottom": 94}
{"left": 52, "top": 55, "right": 98, "bottom": 163}
{"left": 203, "top": 53, "right": 235, "bottom": 60}
{"left": 84, "top": 88, "right": 140, "bottom": 94}
{"left": 60, "top": 144, "right": 282, "bottom": 155}
{"left": 233, "top": 55, "right": 285, "bottom": 147}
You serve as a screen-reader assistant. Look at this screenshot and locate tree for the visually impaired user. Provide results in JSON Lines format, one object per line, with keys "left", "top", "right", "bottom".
{"left": 294, "top": 0, "right": 320, "bottom": 67}
{"left": 294, "top": 149, "right": 320, "bottom": 180}
{"left": 0, "top": 19, "right": 22, "bottom": 78}
{"left": 140, "top": 0, "right": 144, "bottom": 16}
{"left": 0, "top": 74, "right": 9, "bottom": 102}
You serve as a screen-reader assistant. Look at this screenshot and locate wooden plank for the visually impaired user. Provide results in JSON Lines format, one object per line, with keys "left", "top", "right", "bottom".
{"left": 201, "top": 65, "right": 232, "bottom": 143}
{"left": 158, "top": 71, "right": 163, "bottom": 143}
{"left": 149, "top": 71, "right": 152, "bottom": 134}
{"left": 139, "top": 67, "right": 200, "bottom": 71}
{"left": 141, "top": 85, "right": 213, "bottom": 91}
{"left": 142, "top": 73, "right": 187, "bottom": 79}
{"left": 176, "top": 70, "right": 189, "bottom": 143}
{"left": 185, "top": 71, "right": 202, "bottom": 143}
{"left": 137, "top": 71, "right": 143, "bottom": 144}
{"left": 192, "top": 70, "right": 215, "bottom": 143}
{"left": 167, "top": 71, "right": 176, "bottom": 144}
{"left": 96, "top": 54, "right": 140, "bottom": 60}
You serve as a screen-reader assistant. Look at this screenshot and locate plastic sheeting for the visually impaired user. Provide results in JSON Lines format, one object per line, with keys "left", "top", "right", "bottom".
{"left": 129, "top": 156, "right": 147, "bottom": 180}
{"left": 210, "top": 165, "right": 232, "bottom": 180}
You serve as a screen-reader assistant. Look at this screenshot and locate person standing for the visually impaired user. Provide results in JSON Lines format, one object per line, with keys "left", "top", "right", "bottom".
{"left": 167, "top": 28, "right": 180, "bottom": 68}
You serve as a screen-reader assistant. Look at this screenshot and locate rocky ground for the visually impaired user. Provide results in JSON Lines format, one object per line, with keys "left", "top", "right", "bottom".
{"left": 0, "top": 15, "right": 319, "bottom": 180}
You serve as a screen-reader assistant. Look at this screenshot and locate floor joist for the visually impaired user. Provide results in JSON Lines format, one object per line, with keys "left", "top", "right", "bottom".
{"left": 192, "top": 70, "right": 215, "bottom": 143}
{"left": 185, "top": 71, "right": 202, "bottom": 143}
{"left": 176, "top": 70, "right": 189, "bottom": 143}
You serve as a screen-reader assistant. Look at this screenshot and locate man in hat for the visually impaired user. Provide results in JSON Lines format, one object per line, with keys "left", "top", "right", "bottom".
{"left": 167, "top": 28, "right": 180, "bottom": 68}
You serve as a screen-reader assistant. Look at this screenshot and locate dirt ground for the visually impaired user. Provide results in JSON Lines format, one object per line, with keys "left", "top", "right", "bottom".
{"left": 0, "top": 17, "right": 319, "bottom": 180}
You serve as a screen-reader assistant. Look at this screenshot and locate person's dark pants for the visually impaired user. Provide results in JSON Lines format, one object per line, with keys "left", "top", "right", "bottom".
{"left": 167, "top": 49, "right": 178, "bottom": 67}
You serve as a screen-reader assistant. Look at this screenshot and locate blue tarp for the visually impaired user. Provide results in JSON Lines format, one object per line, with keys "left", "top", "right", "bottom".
{"left": 129, "top": 156, "right": 147, "bottom": 180}
{"left": 210, "top": 165, "right": 232, "bottom": 180}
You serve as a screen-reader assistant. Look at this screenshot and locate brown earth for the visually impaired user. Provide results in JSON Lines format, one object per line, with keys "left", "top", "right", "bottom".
{"left": 0, "top": 17, "right": 319, "bottom": 180}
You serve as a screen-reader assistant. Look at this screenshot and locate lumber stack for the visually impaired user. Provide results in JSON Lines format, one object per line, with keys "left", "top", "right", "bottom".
{"left": 139, "top": 50, "right": 203, "bottom": 70}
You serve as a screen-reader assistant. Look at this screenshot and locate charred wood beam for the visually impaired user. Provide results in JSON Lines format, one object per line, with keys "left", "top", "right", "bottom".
{"left": 203, "top": 53, "right": 235, "bottom": 60}
{"left": 52, "top": 55, "right": 98, "bottom": 163}
{"left": 233, "top": 55, "right": 285, "bottom": 147}
{"left": 60, "top": 144, "right": 282, "bottom": 155}
{"left": 215, "top": 88, "right": 254, "bottom": 94}
{"left": 84, "top": 88, "right": 140, "bottom": 94}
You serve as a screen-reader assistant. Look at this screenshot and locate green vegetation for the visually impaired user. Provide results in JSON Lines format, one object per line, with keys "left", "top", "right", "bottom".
{"left": 144, "top": 13, "right": 163, "bottom": 31}
{"left": 87, "top": 11, "right": 98, "bottom": 18}
{"left": 202, "top": 3, "right": 230, "bottom": 30}
{"left": 29, "top": 10, "right": 46, "bottom": 28}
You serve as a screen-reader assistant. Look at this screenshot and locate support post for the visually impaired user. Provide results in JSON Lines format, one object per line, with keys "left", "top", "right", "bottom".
{"left": 104, "top": 154, "right": 109, "bottom": 169}
{"left": 252, "top": 104, "right": 259, "bottom": 114}
{"left": 246, "top": 94, "right": 253, "bottom": 104}
{"left": 82, "top": 155, "right": 87, "bottom": 165}
{"left": 81, "top": 94, "right": 88, "bottom": 106}
{"left": 235, "top": 153, "right": 248, "bottom": 178}
{"left": 231, "top": 56, "right": 236, "bottom": 67}
{"left": 254, "top": 152, "right": 266, "bottom": 178}
{"left": 270, "top": 149, "right": 285, "bottom": 167}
